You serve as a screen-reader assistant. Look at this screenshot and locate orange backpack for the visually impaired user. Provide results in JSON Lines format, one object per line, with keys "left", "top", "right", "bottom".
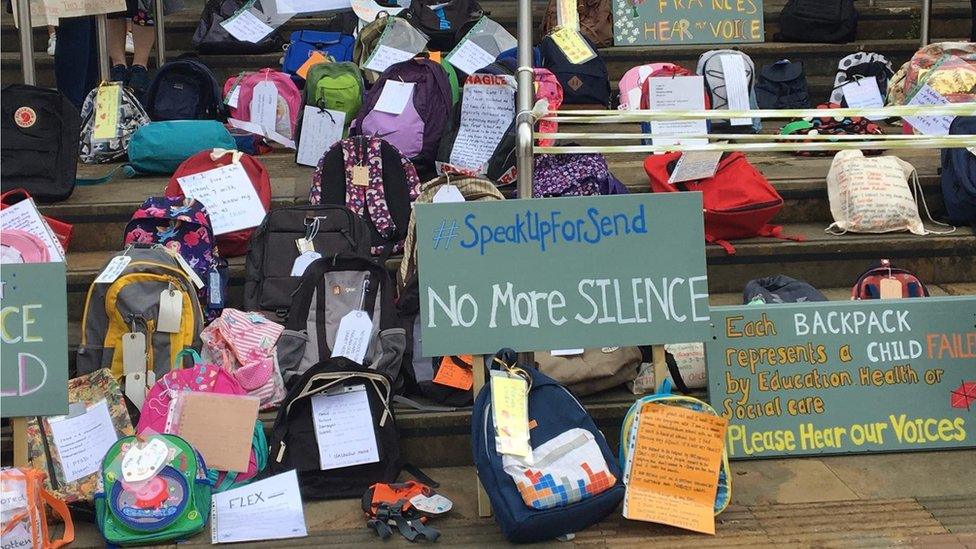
{"left": 0, "top": 467, "right": 74, "bottom": 549}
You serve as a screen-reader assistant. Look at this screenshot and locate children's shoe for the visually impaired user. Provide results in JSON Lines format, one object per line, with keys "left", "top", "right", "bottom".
{"left": 109, "top": 64, "right": 128, "bottom": 82}
{"left": 127, "top": 64, "right": 150, "bottom": 98}
{"left": 46, "top": 33, "right": 56, "bottom": 56}
{"left": 125, "top": 31, "right": 135, "bottom": 54}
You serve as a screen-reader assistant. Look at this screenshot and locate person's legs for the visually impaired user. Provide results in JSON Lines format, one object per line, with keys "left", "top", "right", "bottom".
{"left": 54, "top": 16, "right": 98, "bottom": 108}
{"left": 106, "top": 17, "right": 128, "bottom": 68}
{"left": 130, "top": 23, "right": 155, "bottom": 68}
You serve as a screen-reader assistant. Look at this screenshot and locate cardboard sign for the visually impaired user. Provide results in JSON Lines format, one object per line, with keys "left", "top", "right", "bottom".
{"left": 449, "top": 76, "right": 515, "bottom": 171}
{"left": 624, "top": 404, "right": 727, "bottom": 534}
{"left": 612, "top": 0, "right": 764, "bottom": 46}
{"left": 176, "top": 162, "right": 267, "bottom": 236}
{"left": 416, "top": 194, "right": 709, "bottom": 356}
{"left": 706, "top": 297, "right": 976, "bottom": 458}
{"left": 11, "top": 0, "right": 125, "bottom": 28}
{"left": 176, "top": 393, "right": 259, "bottom": 472}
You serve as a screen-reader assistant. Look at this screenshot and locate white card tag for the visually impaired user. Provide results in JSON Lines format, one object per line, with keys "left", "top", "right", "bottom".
{"left": 409, "top": 493, "right": 453, "bottom": 516}
{"left": 331, "top": 310, "right": 372, "bottom": 365}
{"left": 296, "top": 106, "right": 345, "bottom": 167}
{"left": 250, "top": 80, "right": 279, "bottom": 131}
{"left": 841, "top": 78, "right": 884, "bottom": 121}
{"left": 168, "top": 250, "right": 205, "bottom": 289}
{"left": 447, "top": 39, "right": 497, "bottom": 75}
{"left": 219, "top": 7, "right": 275, "bottom": 43}
{"left": 364, "top": 44, "right": 415, "bottom": 73}
{"left": 880, "top": 278, "right": 902, "bottom": 299}
{"left": 290, "top": 251, "right": 322, "bottom": 276}
{"left": 120, "top": 438, "right": 170, "bottom": 483}
{"left": 156, "top": 289, "right": 183, "bottom": 333}
{"left": 94, "top": 255, "right": 132, "bottom": 284}
{"left": 296, "top": 237, "right": 315, "bottom": 254}
{"left": 122, "top": 332, "right": 147, "bottom": 375}
{"left": 669, "top": 150, "right": 723, "bottom": 184}
{"left": 720, "top": 54, "right": 752, "bottom": 126}
{"left": 432, "top": 184, "right": 465, "bottom": 203}
{"left": 225, "top": 84, "right": 241, "bottom": 108}
{"left": 550, "top": 348, "right": 584, "bottom": 356}
{"left": 374, "top": 81, "right": 415, "bottom": 115}
{"left": 125, "top": 374, "right": 147, "bottom": 409}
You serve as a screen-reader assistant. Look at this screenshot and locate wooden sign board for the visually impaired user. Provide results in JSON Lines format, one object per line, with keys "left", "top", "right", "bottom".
{"left": 706, "top": 297, "right": 976, "bottom": 458}
{"left": 1, "top": 262, "right": 69, "bottom": 417}
{"left": 11, "top": 0, "right": 127, "bottom": 28}
{"left": 416, "top": 193, "right": 710, "bottom": 357}
{"left": 612, "top": 0, "right": 765, "bottom": 46}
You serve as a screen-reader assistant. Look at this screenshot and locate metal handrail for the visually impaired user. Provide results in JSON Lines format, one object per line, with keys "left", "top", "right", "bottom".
{"left": 15, "top": 0, "right": 34, "bottom": 85}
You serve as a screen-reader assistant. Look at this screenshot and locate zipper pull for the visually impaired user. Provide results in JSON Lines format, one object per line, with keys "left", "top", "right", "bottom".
{"left": 276, "top": 442, "right": 287, "bottom": 463}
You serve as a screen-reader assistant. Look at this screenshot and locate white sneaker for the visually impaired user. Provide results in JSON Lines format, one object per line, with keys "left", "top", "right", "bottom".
{"left": 46, "top": 33, "right": 56, "bottom": 56}
{"left": 125, "top": 31, "right": 135, "bottom": 54}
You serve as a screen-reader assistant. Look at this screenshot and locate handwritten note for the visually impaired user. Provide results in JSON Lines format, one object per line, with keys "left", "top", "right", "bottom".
{"left": 447, "top": 38, "right": 497, "bottom": 75}
{"left": 669, "top": 150, "right": 723, "bottom": 183}
{"left": 490, "top": 370, "right": 530, "bottom": 457}
{"left": 220, "top": 8, "right": 275, "bottom": 43}
{"left": 331, "top": 310, "right": 372, "bottom": 365}
{"left": 449, "top": 77, "right": 515, "bottom": 171}
{"left": 647, "top": 76, "right": 708, "bottom": 148}
{"left": 720, "top": 54, "right": 752, "bottom": 126}
{"left": 47, "top": 400, "right": 119, "bottom": 483}
{"left": 311, "top": 385, "right": 380, "bottom": 470}
{"left": 623, "top": 403, "right": 728, "bottom": 534}
{"left": 0, "top": 198, "right": 65, "bottom": 261}
{"left": 250, "top": 80, "right": 279, "bottom": 134}
{"left": 92, "top": 84, "right": 121, "bottom": 141}
{"left": 550, "top": 27, "right": 595, "bottom": 64}
{"left": 905, "top": 85, "right": 955, "bottom": 136}
{"left": 176, "top": 162, "right": 267, "bottom": 235}
{"left": 364, "top": 44, "right": 415, "bottom": 73}
{"left": 556, "top": 0, "right": 580, "bottom": 29}
{"left": 211, "top": 470, "right": 308, "bottom": 543}
{"left": 432, "top": 356, "right": 473, "bottom": 390}
{"left": 275, "top": 0, "right": 350, "bottom": 15}
{"left": 296, "top": 106, "right": 345, "bottom": 167}
{"left": 374, "top": 81, "right": 415, "bottom": 115}
{"left": 841, "top": 77, "right": 885, "bottom": 121}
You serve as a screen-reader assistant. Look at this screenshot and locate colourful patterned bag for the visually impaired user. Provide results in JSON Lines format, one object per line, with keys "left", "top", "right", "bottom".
{"left": 79, "top": 81, "right": 150, "bottom": 164}
{"left": 201, "top": 308, "right": 286, "bottom": 410}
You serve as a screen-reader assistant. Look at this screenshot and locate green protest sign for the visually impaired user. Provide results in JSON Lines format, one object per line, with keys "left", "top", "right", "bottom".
{"left": 706, "top": 297, "right": 976, "bottom": 458}
{"left": 416, "top": 194, "right": 710, "bottom": 357}
{"left": 612, "top": 0, "right": 764, "bottom": 46}
{"left": 1, "top": 262, "right": 69, "bottom": 418}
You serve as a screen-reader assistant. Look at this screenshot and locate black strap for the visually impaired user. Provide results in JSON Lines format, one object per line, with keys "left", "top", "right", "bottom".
{"left": 665, "top": 352, "right": 690, "bottom": 394}
{"left": 401, "top": 463, "right": 438, "bottom": 488}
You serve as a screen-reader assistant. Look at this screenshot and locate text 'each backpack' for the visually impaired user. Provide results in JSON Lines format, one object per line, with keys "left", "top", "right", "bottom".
{"left": 852, "top": 259, "right": 929, "bottom": 299}
{"left": 755, "top": 59, "right": 811, "bottom": 109}
{"left": 941, "top": 116, "right": 976, "bottom": 226}
{"left": 282, "top": 30, "right": 356, "bottom": 79}
{"left": 540, "top": 33, "right": 611, "bottom": 107}
{"left": 79, "top": 81, "right": 150, "bottom": 164}
{"left": 404, "top": 0, "right": 483, "bottom": 51}
{"left": 644, "top": 151, "right": 792, "bottom": 254}
{"left": 165, "top": 148, "right": 272, "bottom": 257}
{"left": 242, "top": 204, "right": 372, "bottom": 321}
{"left": 144, "top": 57, "right": 225, "bottom": 121}
{"left": 1, "top": 84, "right": 80, "bottom": 202}
{"left": 192, "top": 0, "right": 284, "bottom": 54}
{"left": 95, "top": 434, "right": 211, "bottom": 546}
{"left": 76, "top": 245, "right": 204, "bottom": 379}
{"left": 697, "top": 49, "right": 761, "bottom": 132}
{"left": 473, "top": 349, "right": 624, "bottom": 543}
{"left": 310, "top": 136, "right": 421, "bottom": 257}
{"left": 776, "top": 0, "right": 857, "bottom": 43}
{"left": 224, "top": 69, "right": 302, "bottom": 139}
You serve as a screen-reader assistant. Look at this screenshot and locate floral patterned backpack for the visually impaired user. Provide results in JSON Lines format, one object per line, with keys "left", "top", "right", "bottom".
{"left": 79, "top": 81, "right": 150, "bottom": 164}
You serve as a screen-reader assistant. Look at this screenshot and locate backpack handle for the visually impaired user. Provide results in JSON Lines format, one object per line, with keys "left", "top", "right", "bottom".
{"left": 174, "top": 348, "right": 203, "bottom": 370}
{"left": 40, "top": 488, "right": 75, "bottom": 548}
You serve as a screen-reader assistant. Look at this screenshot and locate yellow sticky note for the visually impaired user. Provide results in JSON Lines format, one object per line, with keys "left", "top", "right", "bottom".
{"left": 92, "top": 83, "right": 121, "bottom": 141}
{"left": 297, "top": 51, "right": 328, "bottom": 80}
{"left": 490, "top": 371, "right": 530, "bottom": 457}
{"left": 556, "top": 0, "right": 580, "bottom": 30}
{"left": 551, "top": 27, "right": 595, "bottom": 65}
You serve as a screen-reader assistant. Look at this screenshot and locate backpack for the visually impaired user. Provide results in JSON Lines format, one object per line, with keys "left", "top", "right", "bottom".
{"left": 76, "top": 245, "right": 205, "bottom": 379}
{"left": 829, "top": 52, "right": 895, "bottom": 105}
{"left": 223, "top": 69, "right": 302, "bottom": 139}
{"left": 165, "top": 148, "right": 272, "bottom": 257}
{"left": 267, "top": 360, "right": 402, "bottom": 499}
{"left": 282, "top": 30, "right": 356, "bottom": 79}
{"left": 637, "top": 63, "right": 712, "bottom": 142}
{"left": 539, "top": 0, "right": 613, "bottom": 48}
{"left": 776, "top": 0, "right": 857, "bottom": 43}
{"left": 697, "top": 49, "right": 761, "bottom": 133}
{"left": 354, "top": 14, "right": 423, "bottom": 84}
{"left": 473, "top": 349, "right": 624, "bottom": 543}
{"left": 535, "top": 347, "right": 642, "bottom": 396}
{"left": 533, "top": 153, "right": 628, "bottom": 197}
{"left": 1, "top": 84, "right": 80, "bottom": 203}
{"left": 852, "top": 259, "right": 929, "bottom": 299}
{"left": 310, "top": 136, "right": 421, "bottom": 256}
{"left": 295, "top": 61, "right": 365, "bottom": 154}
{"left": 743, "top": 275, "right": 827, "bottom": 304}
{"left": 780, "top": 102, "right": 884, "bottom": 157}
{"left": 534, "top": 68, "right": 563, "bottom": 147}
{"left": 95, "top": 434, "right": 211, "bottom": 546}
{"left": 898, "top": 42, "right": 976, "bottom": 106}
{"left": 144, "top": 57, "right": 224, "bottom": 121}
{"left": 275, "top": 253, "right": 404, "bottom": 389}
{"left": 644, "top": 152, "right": 790, "bottom": 254}
{"left": 353, "top": 58, "right": 453, "bottom": 172}
{"left": 617, "top": 63, "right": 673, "bottom": 110}
{"left": 755, "top": 59, "right": 810, "bottom": 109}
{"left": 539, "top": 33, "right": 610, "bottom": 107}
{"left": 242, "top": 204, "right": 372, "bottom": 321}
{"left": 192, "top": 0, "right": 284, "bottom": 54}
{"left": 124, "top": 120, "right": 237, "bottom": 176}
{"left": 404, "top": 0, "right": 483, "bottom": 51}
{"left": 0, "top": 467, "right": 74, "bottom": 549}
{"left": 941, "top": 116, "right": 976, "bottom": 226}
{"left": 79, "top": 82, "right": 150, "bottom": 164}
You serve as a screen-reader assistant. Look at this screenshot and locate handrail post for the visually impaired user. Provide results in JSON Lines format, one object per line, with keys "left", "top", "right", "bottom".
{"left": 96, "top": 14, "right": 111, "bottom": 81}
{"left": 154, "top": 0, "right": 166, "bottom": 67}
{"left": 515, "top": 0, "right": 534, "bottom": 202}
{"left": 919, "top": 0, "right": 930, "bottom": 46}
{"left": 16, "top": 0, "right": 35, "bottom": 85}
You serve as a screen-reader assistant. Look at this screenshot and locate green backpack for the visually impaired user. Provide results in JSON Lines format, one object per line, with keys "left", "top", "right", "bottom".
{"left": 305, "top": 61, "right": 365, "bottom": 126}
{"left": 95, "top": 434, "right": 212, "bottom": 546}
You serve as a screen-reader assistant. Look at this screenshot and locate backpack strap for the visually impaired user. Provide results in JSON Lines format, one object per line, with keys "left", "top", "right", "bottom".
{"left": 40, "top": 487, "right": 75, "bottom": 548}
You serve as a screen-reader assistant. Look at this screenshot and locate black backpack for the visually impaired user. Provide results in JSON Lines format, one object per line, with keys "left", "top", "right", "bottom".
{"left": 776, "top": 0, "right": 858, "bottom": 43}
{"left": 192, "top": 0, "right": 284, "bottom": 54}
{"left": 755, "top": 60, "right": 811, "bottom": 109}
{"left": 404, "top": 0, "right": 483, "bottom": 52}
{"left": 243, "top": 204, "right": 372, "bottom": 321}
{"left": 267, "top": 360, "right": 402, "bottom": 500}
{"left": 743, "top": 275, "right": 828, "bottom": 304}
{"left": 143, "top": 57, "right": 224, "bottom": 121}
{"left": 1, "top": 84, "right": 80, "bottom": 203}
{"left": 540, "top": 34, "right": 610, "bottom": 107}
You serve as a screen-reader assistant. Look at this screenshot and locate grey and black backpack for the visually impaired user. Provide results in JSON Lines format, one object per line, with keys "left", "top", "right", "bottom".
{"left": 79, "top": 82, "right": 150, "bottom": 164}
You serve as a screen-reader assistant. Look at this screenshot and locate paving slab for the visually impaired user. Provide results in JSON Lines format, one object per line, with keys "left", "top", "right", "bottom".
{"left": 821, "top": 450, "right": 976, "bottom": 499}
{"left": 724, "top": 458, "right": 860, "bottom": 505}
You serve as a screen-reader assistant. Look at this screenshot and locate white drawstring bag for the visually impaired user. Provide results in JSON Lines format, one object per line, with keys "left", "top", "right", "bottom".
{"left": 826, "top": 150, "right": 955, "bottom": 235}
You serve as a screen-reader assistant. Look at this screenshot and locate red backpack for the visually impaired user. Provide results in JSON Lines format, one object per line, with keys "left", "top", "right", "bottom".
{"left": 851, "top": 259, "right": 929, "bottom": 299}
{"left": 644, "top": 152, "right": 797, "bottom": 254}
{"left": 165, "top": 149, "right": 272, "bottom": 257}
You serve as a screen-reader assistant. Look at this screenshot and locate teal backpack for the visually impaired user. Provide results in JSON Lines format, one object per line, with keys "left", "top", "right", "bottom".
{"left": 95, "top": 434, "right": 212, "bottom": 546}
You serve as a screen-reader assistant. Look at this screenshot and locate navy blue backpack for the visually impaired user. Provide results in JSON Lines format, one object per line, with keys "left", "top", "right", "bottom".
{"left": 941, "top": 116, "right": 976, "bottom": 227}
{"left": 472, "top": 349, "right": 624, "bottom": 543}
{"left": 282, "top": 30, "right": 356, "bottom": 79}
{"left": 143, "top": 57, "right": 224, "bottom": 121}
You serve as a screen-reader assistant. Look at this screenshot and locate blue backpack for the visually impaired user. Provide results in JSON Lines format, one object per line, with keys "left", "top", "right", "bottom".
{"left": 472, "top": 349, "right": 624, "bottom": 543}
{"left": 282, "top": 31, "right": 355, "bottom": 79}
{"left": 941, "top": 116, "right": 976, "bottom": 226}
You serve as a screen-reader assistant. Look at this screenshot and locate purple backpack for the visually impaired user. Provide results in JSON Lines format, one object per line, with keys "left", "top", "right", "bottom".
{"left": 352, "top": 58, "right": 452, "bottom": 174}
{"left": 533, "top": 153, "right": 629, "bottom": 198}
{"left": 122, "top": 197, "right": 228, "bottom": 318}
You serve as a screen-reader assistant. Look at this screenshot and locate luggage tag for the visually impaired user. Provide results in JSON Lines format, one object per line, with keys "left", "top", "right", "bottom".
{"left": 374, "top": 80, "right": 415, "bottom": 115}
{"left": 94, "top": 252, "right": 132, "bottom": 284}
{"left": 409, "top": 493, "right": 453, "bottom": 516}
{"left": 119, "top": 437, "right": 171, "bottom": 483}
{"left": 92, "top": 83, "right": 122, "bottom": 141}
{"left": 331, "top": 279, "right": 373, "bottom": 365}
{"left": 879, "top": 278, "right": 902, "bottom": 299}
{"left": 433, "top": 356, "right": 473, "bottom": 390}
{"left": 164, "top": 247, "right": 205, "bottom": 289}
{"left": 208, "top": 265, "right": 225, "bottom": 310}
{"left": 224, "top": 72, "right": 246, "bottom": 108}
{"left": 123, "top": 332, "right": 148, "bottom": 409}
{"left": 550, "top": 27, "right": 595, "bottom": 65}
{"left": 432, "top": 184, "right": 465, "bottom": 203}
{"left": 251, "top": 80, "right": 279, "bottom": 132}
{"left": 291, "top": 251, "right": 322, "bottom": 276}
{"left": 296, "top": 216, "right": 325, "bottom": 254}
{"left": 156, "top": 285, "right": 183, "bottom": 333}
{"left": 490, "top": 368, "right": 531, "bottom": 458}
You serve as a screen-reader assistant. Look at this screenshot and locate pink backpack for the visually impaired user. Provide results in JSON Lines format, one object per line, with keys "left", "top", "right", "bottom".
{"left": 200, "top": 308, "right": 286, "bottom": 410}
{"left": 534, "top": 68, "right": 563, "bottom": 147}
{"left": 0, "top": 229, "right": 50, "bottom": 263}
{"left": 617, "top": 63, "right": 681, "bottom": 110}
{"left": 223, "top": 68, "right": 302, "bottom": 139}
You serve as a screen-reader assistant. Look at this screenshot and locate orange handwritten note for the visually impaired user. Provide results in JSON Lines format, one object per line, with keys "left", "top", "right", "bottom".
{"left": 433, "top": 355, "right": 473, "bottom": 390}
{"left": 297, "top": 52, "right": 328, "bottom": 80}
{"left": 623, "top": 403, "right": 728, "bottom": 534}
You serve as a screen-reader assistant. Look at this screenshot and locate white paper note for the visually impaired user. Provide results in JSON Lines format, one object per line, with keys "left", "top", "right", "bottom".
{"left": 364, "top": 44, "right": 415, "bottom": 73}
{"left": 432, "top": 184, "right": 465, "bottom": 203}
{"left": 374, "top": 81, "right": 415, "bottom": 115}
{"left": 841, "top": 78, "right": 885, "bottom": 121}
{"left": 647, "top": 76, "right": 708, "bottom": 148}
{"left": 220, "top": 8, "right": 275, "bottom": 43}
{"left": 227, "top": 118, "right": 296, "bottom": 148}
{"left": 669, "top": 150, "right": 724, "bottom": 183}
{"left": 47, "top": 400, "right": 119, "bottom": 483}
{"left": 551, "top": 349, "right": 584, "bottom": 356}
{"left": 331, "top": 310, "right": 372, "bottom": 364}
{"left": 447, "top": 39, "right": 497, "bottom": 75}
{"left": 211, "top": 470, "right": 308, "bottom": 544}
{"left": 0, "top": 199, "right": 65, "bottom": 262}
{"left": 177, "top": 163, "right": 267, "bottom": 235}
{"left": 311, "top": 385, "right": 380, "bottom": 470}
{"left": 905, "top": 85, "right": 955, "bottom": 136}
{"left": 720, "top": 54, "right": 752, "bottom": 126}
{"left": 296, "top": 106, "right": 345, "bottom": 167}
{"left": 275, "top": 0, "right": 350, "bottom": 14}
{"left": 94, "top": 255, "right": 132, "bottom": 284}
{"left": 250, "top": 80, "right": 279, "bottom": 134}
{"left": 449, "top": 81, "right": 515, "bottom": 170}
